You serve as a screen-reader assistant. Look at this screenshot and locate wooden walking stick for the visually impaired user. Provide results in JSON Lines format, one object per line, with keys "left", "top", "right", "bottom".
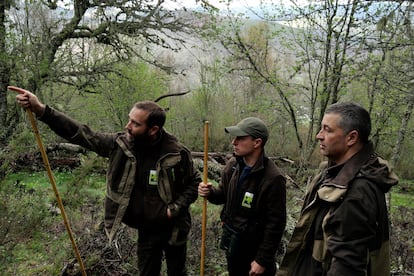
{"left": 8, "top": 86, "right": 87, "bottom": 276}
{"left": 200, "top": 120, "right": 209, "bottom": 276}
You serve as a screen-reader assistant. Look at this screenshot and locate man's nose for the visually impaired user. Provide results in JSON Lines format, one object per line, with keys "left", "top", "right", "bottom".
{"left": 316, "top": 130, "right": 323, "bottom": 140}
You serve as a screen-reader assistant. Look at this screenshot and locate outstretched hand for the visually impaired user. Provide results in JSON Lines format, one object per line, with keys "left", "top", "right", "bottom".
{"left": 8, "top": 86, "right": 46, "bottom": 116}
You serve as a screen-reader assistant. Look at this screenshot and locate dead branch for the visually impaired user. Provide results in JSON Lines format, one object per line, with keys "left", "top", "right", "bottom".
{"left": 154, "top": 91, "right": 191, "bottom": 102}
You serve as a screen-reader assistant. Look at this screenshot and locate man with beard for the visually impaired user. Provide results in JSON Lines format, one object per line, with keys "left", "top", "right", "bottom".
{"left": 198, "top": 117, "right": 287, "bottom": 276}
{"left": 14, "top": 88, "right": 200, "bottom": 276}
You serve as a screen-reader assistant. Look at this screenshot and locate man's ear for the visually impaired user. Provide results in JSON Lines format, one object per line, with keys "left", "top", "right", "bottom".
{"left": 347, "top": 130, "right": 359, "bottom": 146}
{"left": 148, "top": 125, "right": 160, "bottom": 136}
{"left": 254, "top": 138, "right": 263, "bottom": 149}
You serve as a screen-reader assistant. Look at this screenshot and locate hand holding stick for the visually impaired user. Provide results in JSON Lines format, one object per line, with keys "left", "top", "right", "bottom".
{"left": 8, "top": 86, "right": 87, "bottom": 276}
{"left": 200, "top": 121, "right": 209, "bottom": 276}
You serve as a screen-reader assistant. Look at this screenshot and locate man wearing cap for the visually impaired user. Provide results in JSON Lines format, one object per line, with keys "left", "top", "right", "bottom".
{"left": 198, "top": 117, "right": 287, "bottom": 276}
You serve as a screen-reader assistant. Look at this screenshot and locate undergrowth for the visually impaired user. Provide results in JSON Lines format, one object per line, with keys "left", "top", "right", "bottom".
{"left": 0, "top": 169, "right": 412, "bottom": 275}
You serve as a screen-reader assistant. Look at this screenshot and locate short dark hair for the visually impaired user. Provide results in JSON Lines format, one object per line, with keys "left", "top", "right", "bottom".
{"left": 134, "top": 101, "right": 166, "bottom": 128}
{"left": 325, "top": 102, "right": 371, "bottom": 143}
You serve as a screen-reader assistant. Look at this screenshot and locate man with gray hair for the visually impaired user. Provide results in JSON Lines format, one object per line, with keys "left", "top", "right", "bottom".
{"left": 199, "top": 117, "right": 287, "bottom": 276}
{"left": 279, "top": 102, "right": 398, "bottom": 276}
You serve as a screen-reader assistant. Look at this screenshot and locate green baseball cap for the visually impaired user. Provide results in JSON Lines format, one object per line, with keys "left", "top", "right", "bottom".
{"left": 225, "top": 117, "right": 269, "bottom": 143}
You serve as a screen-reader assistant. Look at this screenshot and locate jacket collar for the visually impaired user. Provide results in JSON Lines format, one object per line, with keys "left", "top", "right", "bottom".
{"left": 235, "top": 150, "right": 266, "bottom": 173}
{"left": 324, "top": 142, "right": 375, "bottom": 188}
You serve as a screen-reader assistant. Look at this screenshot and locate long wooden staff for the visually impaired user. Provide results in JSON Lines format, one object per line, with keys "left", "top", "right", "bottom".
{"left": 8, "top": 86, "right": 87, "bottom": 276}
{"left": 200, "top": 120, "right": 209, "bottom": 276}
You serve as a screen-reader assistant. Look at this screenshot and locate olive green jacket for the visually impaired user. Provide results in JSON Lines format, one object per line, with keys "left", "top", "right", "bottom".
{"left": 278, "top": 143, "right": 398, "bottom": 276}
{"left": 39, "top": 106, "right": 200, "bottom": 244}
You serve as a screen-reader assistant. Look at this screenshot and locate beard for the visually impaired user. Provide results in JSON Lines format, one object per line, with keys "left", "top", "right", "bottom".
{"left": 134, "top": 134, "right": 152, "bottom": 145}
{"left": 127, "top": 129, "right": 153, "bottom": 148}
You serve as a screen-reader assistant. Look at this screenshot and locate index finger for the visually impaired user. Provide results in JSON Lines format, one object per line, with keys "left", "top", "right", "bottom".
{"left": 7, "top": 86, "right": 29, "bottom": 95}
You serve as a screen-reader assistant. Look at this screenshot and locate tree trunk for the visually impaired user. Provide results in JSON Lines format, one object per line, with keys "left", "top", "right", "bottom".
{"left": 0, "top": 1, "right": 11, "bottom": 146}
{"left": 391, "top": 95, "right": 414, "bottom": 167}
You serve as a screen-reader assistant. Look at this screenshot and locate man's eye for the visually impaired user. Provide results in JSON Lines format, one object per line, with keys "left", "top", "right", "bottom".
{"left": 129, "top": 120, "right": 138, "bottom": 127}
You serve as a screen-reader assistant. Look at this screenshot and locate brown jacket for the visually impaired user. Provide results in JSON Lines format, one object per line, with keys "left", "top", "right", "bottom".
{"left": 207, "top": 154, "right": 286, "bottom": 269}
{"left": 278, "top": 143, "right": 398, "bottom": 276}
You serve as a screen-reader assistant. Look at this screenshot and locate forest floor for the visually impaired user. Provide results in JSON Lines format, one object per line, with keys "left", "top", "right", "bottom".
{"left": 0, "top": 160, "right": 413, "bottom": 275}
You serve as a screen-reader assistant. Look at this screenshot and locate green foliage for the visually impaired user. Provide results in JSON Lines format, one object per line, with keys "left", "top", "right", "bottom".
{"left": 1, "top": 0, "right": 414, "bottom": 273}
{"left": 56, "top": 61, "right": 169, "bottom": 132}
{"left": 61, "top": 156, "right": 107, "bottom": 207}
{"left": 392, "top": 179, "right": 414, "bottom": 209}
{"left": 392, "top": 193, "right": 414, "bottom": 209}
{"left": 0, "top": 170, "right": 413, "bottom": 274}
{"left": 395, "top": 139, "right": 414, "bottom": 178}
{"left": 0, "top": 169, "right": 106, "bottom": 275}
{"left": 0, "top": 127, "right": 36, "bottom": 175}
{"left": 95, "top": 61, "right": 169, "bottom": 130}
{"left": 165, "top": 61, "right": 238, "bottom": 152}
{"left": 0, "top": 174, "right": 62, "bottom": 274}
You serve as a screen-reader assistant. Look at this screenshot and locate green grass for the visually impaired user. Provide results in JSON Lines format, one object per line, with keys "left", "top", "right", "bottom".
{"left": 392, "top": 178, "right": 414, "bottom": 209}
{"left": 391, "top": 192, "right": 414, "bottom": 209}
{"left": 11, "top": 235, "right": 68, "bottom": 275}
{"left": 4, "top": 170, "right": 104, "bottom": 186}
{"left": 0, "top": 170, "right": 106, "bottom": 275}
{"left": 1, "top": 171, "right": 412, "bottom": 275}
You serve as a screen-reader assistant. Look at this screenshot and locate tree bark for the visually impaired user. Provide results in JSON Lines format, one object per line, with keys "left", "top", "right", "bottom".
{"left": 0, "top": 1, "right": 9, "bottom": 145}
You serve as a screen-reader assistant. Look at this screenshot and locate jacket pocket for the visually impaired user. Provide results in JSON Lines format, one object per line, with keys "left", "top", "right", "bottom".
{"left": 168, "top": 212, "right": 191, "bottom": 246}
{"left": 107, "top": 157, "right": 135, "bottom": 202}
{"left": 143, "top": 194, "right": 169, "bottom": 225}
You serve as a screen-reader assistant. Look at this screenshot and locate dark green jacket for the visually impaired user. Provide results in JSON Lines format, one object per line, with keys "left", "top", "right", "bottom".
{"left": 207, "top": 153, "right": 286, "bottom": 269}
{"left": 278, "top": 143, "right": 398, "bottom": 276}
{"left": 39, "top": 106, "right": 200, "bottom": 244}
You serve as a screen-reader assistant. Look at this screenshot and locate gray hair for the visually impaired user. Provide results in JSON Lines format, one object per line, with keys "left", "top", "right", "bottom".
{"left": 325, "top": 102, "right": 371, "bottom": 143}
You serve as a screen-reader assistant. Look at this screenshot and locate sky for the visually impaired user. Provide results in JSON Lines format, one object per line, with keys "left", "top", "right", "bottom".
{"left": 166, "top": 0, "right": 311, "bottom": 9}
{"left": 57, "top": 0, "right": 311, "bottom": 12}
{"left": 56, "top": 0, "right": 313, "bottom": 19}
{"left": 218, "top": 0, "right": 307, "bottom": 8}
